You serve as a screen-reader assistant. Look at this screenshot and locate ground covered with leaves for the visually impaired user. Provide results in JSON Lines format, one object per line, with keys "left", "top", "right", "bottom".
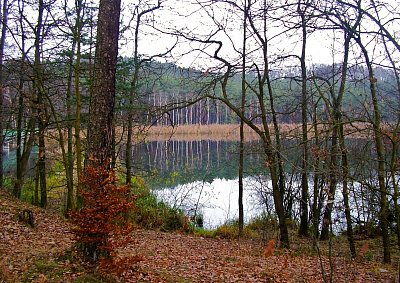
{"left": 0, "top": 190, "right": 398, "bottom": 282}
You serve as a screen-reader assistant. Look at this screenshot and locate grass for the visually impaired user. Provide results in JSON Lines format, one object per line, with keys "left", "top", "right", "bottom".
{"left": 140, "top": 122, "right": 377, "bottom": 142}
{"left": 130, "top": 177, "right": 189, "bottom": 232}
{"left": 22, "top": 258, "right": 64, "bottom": 283}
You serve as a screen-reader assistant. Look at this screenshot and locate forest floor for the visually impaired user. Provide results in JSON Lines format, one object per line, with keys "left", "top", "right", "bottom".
{"left": 0, "top": 189, "right": 399, "bottom": 283}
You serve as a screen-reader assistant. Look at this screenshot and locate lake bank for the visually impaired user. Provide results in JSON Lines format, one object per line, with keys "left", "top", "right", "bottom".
{"left": 140, "top": 122, "right": 383, "bottom": 141}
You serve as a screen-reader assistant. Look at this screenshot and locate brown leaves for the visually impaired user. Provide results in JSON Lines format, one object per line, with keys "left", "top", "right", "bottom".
{"left": 70, "top": 165, "right": 136, "bottom": 264}
{"left": 358, "top": 242, "right": 370, "bottom": 260}
{"left": 0, "top": 188, "right": 398, "bottom": 282}
{"left": 264, "top": 239, "right": 276, "bottom": 258}
{"left": 0, "top": 190, "right": 73, "bottom": 281}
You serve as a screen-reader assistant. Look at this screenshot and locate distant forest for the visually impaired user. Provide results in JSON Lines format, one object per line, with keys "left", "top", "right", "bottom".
{"left": 2, "top": 58, "right": 399, "bottom": 129}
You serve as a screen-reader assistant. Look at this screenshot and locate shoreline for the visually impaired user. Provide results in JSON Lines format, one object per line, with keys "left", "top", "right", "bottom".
{"left": 138, "top": 122, "right": 378, "bottom": 142}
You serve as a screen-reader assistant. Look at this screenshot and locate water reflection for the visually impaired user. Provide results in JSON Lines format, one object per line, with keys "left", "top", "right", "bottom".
{"left": 128, "top": 140, "right": 264, "bottom": 187}
{"left": 129, "top": 139, "right": 266, "bottom": 228}
{"left": 132, "top": 138, "right": 383, "bottom": 232}
{"left": 155, "top": 177, "right": 265, "bottom": 229}
{"left": 2, "top": 143, "right": 37, "bottom": 177}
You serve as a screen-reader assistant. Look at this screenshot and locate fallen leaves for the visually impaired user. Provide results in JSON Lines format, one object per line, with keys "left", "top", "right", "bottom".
{"left": 0, "top": 190, "right": 73, "bottom": 282}
{"left": 0, "top": 189, "right": 398, "bottom": 282}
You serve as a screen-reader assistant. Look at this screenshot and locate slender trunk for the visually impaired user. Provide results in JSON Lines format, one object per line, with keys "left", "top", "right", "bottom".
{"left": 259, "top": 75, "right": 289, "bottom": 246}
{"left": 126, "top": 112, "right": 133, "bottom": 183}
{"left": 299, "top": 3, "right": 309, "bottom": 237}
{"left": 242, "top": 0, "right": 289, "bottom": 247}
{"left": 391, "top": 132, "right": 400, "bottom": 248}
{"left": 34, "top": 0, "right": 46, "bottom": 208}
{"left": 382, "top": 30, "right": 400, "bottom": 249}
{"left": 238, "top": 0, "right": 248, "bottom": 237}
{"left": 335, "top": 4, "right": 390, "bottom": 262}
{"left": 0, "top": 0, "right": 8, "bottom": 189}
{"left": 311, "top": 101, "right": 321, "bottom": 239}
{"left": 14, "top": 116, "right": 35, "bottom": 198}
{"left": 352, "top": 32, "right": 390, "bottom": 263}
{"left": 320, "top": 95, "right": 340, "bottom": 241}
{"left": 34, "top": 165, "right": 39, "bottom": 205}
{"left": 65, "top": 39, "right": 76, "bottom": 213}
{"left": 339, "top": 122, "right": 356, "bottom": 257}
{"left": 368, "top": 66, "right": 390, "bottom": 263}
{"left": 337, "top": 34, "right": 356, "bottom": 258}
{"left": 74, "top": 0, "right": 83, "bottom": 203}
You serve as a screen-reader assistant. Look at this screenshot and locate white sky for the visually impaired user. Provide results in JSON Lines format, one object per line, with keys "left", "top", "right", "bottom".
{"left": 5, "top": 0, "right": 398, "bottom": 71}
{"left": 118, "top": 0, "right": 399, "bottom": 70}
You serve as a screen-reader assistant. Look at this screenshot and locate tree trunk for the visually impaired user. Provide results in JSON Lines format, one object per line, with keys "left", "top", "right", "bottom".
{"left": 34, "top": 0, "right": 47, "bottom": 208}
{"left": 0, "top": 0, "right": 8, "bottom": 189}
{"left": 366, "top": 62, "right": 390, "bottom": 263}
{"left": 311, "top": 100, "right": 322, "bottom": 239}
{"left": 86, "top": 0, "right": 121, "bottom": 167}
{"left": 238, "top": 0, "right": 248, "bottom": 237}
{"left": 74, "top": 0, "right": 83, "bottom": 202}
{"left": 298, "top": 2, "right": 309, "bottom": 237}
{"left": 337, "top": 34, "right": 356, "bottom": 258}
{"left": 65, "top": 39, "right": 76, "bottom": 213}
{"left": 347, "top": 21, "right": 391, "bottom": 263}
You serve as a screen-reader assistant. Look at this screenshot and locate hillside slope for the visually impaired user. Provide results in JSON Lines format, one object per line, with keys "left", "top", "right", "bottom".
{"left": 0, "top": 189, "right": 397, "bottom": 282}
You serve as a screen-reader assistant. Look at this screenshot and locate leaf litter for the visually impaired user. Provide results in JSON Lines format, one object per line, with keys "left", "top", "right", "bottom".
{"left": 0, "top": 189, "right": 397, "bottom": 282}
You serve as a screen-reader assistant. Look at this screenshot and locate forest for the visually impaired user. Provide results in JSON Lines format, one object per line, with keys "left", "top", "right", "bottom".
{"left": 0, "top": 0, "right": 400, "bottom": 282}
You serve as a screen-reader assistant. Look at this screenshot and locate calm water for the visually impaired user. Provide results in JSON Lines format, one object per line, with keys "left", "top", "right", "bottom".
{"left": 130, "top": 139, "right": 379, "bottom": 231}
{"left": 3, "top": 137, "right": 383, "bottom": 231}
{"left": 128, "top": 139, "right": 277, "bottom": 228}
{"left": 2, "top": 144, "right": 37, "bottom": 177}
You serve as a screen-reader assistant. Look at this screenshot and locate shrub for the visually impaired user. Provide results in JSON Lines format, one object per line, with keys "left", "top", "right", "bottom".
{"left": 130, "top": 177, "right": 188, "bottom": 231}
{"left": 214, "top": 222, "right": 239, "bottom": 239}
{"left": 70, "top": 165, "right": 137, "bottom": 266}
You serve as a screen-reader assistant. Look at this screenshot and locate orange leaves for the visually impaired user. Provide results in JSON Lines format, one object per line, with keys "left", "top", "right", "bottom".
{"left": 70, "top": 164, "right": 136, "bottom": 264}
{"left": 264, "top": 239, "right": 276, "bottom": 258}
{"left": 358, "top": 242, "right": 370, "bottom": 260}
{"left": 99, "top": 255, "right": 144, "bottom": 275}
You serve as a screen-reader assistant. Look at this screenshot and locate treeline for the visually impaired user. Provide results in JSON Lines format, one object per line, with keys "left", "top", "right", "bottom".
{"left": 118, "top": 59, "right": 400, "bottom": 126}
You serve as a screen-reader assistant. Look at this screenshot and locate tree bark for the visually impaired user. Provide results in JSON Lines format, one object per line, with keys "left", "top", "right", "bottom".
{"left": 0, "top": 0, "right": 8, "bottom": 189}
{"left": 238, "top": 0, "right": 248, "bottom": 237}
{"left": 86, "top": 0, "right": 121, "bottom": 167}
{"left": 74, "top": 0, "right": 83, "bottom": 203}
{"left": 298, "top": 1, "right": 309, "bottom": 237}
{"left": 34, "top": 0, "right": 47, "bottom": 208}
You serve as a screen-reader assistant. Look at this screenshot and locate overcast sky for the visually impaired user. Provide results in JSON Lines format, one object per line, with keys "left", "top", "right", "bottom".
{"left": 118, "top": 0, "right": 399, "bottom": 70}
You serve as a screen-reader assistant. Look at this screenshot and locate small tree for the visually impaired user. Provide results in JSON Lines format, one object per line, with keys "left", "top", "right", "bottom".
{"left": 71, "top": 164, "right": 136, "bottom": 265}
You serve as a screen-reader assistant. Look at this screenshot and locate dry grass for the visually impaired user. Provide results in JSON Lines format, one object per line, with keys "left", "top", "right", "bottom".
{"left": 140, "top": 122, "right": 378, "bottom": 142}
{"left": 142, "top": 124, "right": 260, "bottom": 141}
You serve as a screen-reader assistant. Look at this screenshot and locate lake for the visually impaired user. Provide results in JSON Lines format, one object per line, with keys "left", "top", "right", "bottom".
{"left": 127, "top": 139, "right": 268, "bottom": 228}
{"left": 129, "top": 138, "right": 381, "bottom": 232}
{"left": 3, "top": 136, "right": 383, "bottom": 232}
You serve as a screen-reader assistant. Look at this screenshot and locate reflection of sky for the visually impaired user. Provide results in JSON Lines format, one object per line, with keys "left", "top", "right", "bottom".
{"left": 2, "top": 145, "right": 37, "bottom": 177}
{"left": 156, "top": 176, "right": 377, "bottom": 234}
{"left": 155, "top": 177, "right": 266, "bottom": 229}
